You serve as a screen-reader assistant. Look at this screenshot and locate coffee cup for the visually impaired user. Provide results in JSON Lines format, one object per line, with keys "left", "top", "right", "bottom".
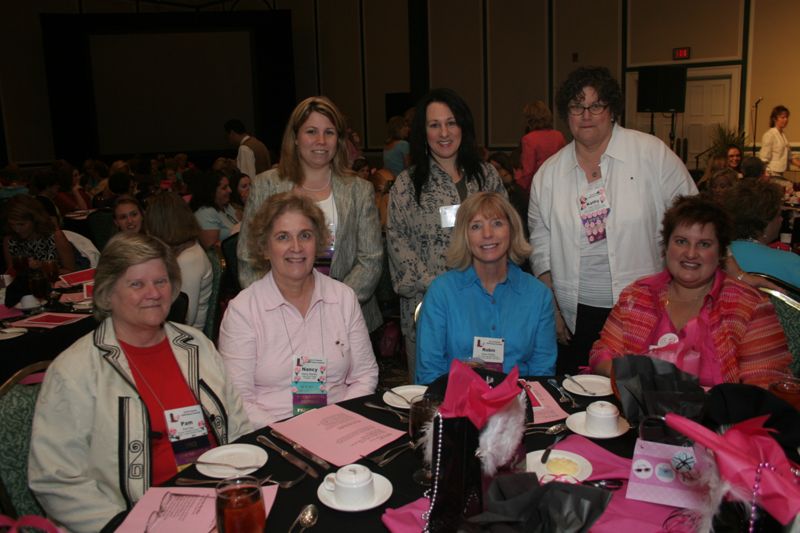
{"left": 19, "top": 294, "right": 41, "bottom": 309}
{"left": 323, "top": 464, "right": 374, "bottom": 506}
{"left": 584, "top": 401, "right": 620, "bottom": 436}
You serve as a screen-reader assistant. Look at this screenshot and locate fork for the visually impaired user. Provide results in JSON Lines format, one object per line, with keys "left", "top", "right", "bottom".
{"left": 174, "top": 472, "right": 308, "bottom": 489}
{"left": 367, "top": 440, "right": 413, "bottom": 463}
{"left": 364, "top": 401, "right": 410, "bottom": 422}
{"left": 547, "top": 378, "right": 580, "bottom": 408}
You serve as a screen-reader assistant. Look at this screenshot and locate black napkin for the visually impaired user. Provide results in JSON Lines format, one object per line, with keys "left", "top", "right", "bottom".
{"left": 466, "top": 473, "right": 611, "bottom": 532}
{"left": 612, "top": 355, "right": 706, "bottom": 440}
{"left": 703, "top": 383, "right": 800, "bottom": 464}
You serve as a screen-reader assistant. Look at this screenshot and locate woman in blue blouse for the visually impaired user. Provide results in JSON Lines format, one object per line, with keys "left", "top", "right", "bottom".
{"left": 415, "top": 192, "right": 557, "bottom": 384}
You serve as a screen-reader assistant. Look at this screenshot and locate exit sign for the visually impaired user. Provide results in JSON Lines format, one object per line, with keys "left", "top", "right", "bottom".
{"left": 673, "top": 47, "right": 691, "bottom": 60}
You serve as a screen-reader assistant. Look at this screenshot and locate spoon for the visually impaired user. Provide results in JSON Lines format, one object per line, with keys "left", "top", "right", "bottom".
{"left": 290, "top": 504, "right": 318, "bottom": 532}
{"left": 525, "top": 422, "right": 567, "bottom": 436}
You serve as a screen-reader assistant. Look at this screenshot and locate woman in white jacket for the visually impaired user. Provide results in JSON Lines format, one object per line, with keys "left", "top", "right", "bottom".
{"left": 28, "top": 233, "right": 251, "bottom": 533}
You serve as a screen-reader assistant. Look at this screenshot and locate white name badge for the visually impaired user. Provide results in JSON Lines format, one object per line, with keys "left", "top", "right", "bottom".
{"left": 439, "top": 204, "right": 460, "bottom": 228}
{"left": 165, "top": 404, "right": 212, "bottom": 468}
{"left": 165, "top": 405, "right": 209, "bottom": 443}
{"left": 472, "top": 336, "right": 504, "bottom": 371}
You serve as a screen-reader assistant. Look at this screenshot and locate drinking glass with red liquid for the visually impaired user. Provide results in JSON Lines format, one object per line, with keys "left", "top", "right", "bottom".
{"left": 215, "top": 476, "right": 266, "bottom": 533}
{"left": 769, "top": 374, "right": 800, "bottom": 411}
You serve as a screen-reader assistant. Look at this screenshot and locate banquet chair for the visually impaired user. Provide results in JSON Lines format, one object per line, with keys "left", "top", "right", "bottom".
{"left": 220, "top": 233, "right": 240, "bottom": 295}
{"left": 166, "top": 291, "right": 189, "bottom": 324}
{"left": 754, "top": 274, "right": 800, "bottom": 376}
{"left": 86, "top": 208, "right": 115, "bottom": 251}
{"left": 0, "top": 360, "right": 51, "bottom": 518}
{"left": 203, "top": 247, "right": 225, "bottom": 342}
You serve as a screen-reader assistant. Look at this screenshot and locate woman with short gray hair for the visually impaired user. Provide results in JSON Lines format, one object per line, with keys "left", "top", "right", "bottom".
{"left": 28, "top": 232, "right": 251, "bottom": 533}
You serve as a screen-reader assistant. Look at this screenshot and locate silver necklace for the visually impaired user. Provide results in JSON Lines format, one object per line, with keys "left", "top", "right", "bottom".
{"left": 301, "top": 171, "right": 332, "bottom": 192}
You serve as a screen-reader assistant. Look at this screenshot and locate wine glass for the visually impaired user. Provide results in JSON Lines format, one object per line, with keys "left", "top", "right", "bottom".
{"left": 215, "top": 476, "right": 266, "bottom": 533}
{"left": 408, "top": 394, "right": 439, "bottom": 486}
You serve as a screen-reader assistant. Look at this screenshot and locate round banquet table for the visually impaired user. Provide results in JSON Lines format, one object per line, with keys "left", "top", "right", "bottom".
{"left": 168, "top": 379, "right": 636, "bottom": 532}
{"left": 0, "top": 308, "right": 97, "bottom": 383}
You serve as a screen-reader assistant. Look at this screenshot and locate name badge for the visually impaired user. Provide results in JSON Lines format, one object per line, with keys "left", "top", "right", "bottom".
{"left": 291, "top": 356, "right": 328, "bottom": 416}
{"left": 472, "top": 336, "right": 504, "bottom": 372}
{"left": 579, "top": 186, "right": 610, "bottom": 243}
{"left": 164, "top": 404, "right": 211, "bottom": 468}
{"left": 439, "top": 204, "right": 460, "bottom": 228}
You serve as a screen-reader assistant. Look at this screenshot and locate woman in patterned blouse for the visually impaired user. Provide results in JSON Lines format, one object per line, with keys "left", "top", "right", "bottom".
{"left": 386, "top": 88, "right": 506, "bottom": 380}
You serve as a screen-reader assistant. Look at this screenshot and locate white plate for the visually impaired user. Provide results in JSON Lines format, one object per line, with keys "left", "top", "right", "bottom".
{"left": 15, "top": 298, "right": 46, "bottom": 311}
{"left": 196, "top": 444, "right": 268, "bottom": 478}
{"left": 526, "top": 449, "right": 592, "bottom": 483}
{"left": 0, "top": 327, "right": 27, "bottom": 341}
{"left": 562, "top": 375, "right": 613, "bottom": 397}
{"left": 382, "top": 385, "right": 428, "bottom": 409}
{"left": 317, "top": 473, "right": 393, "bottom": 512}
{"left": 565, "top": 411, "right": 630, "bottom": 439}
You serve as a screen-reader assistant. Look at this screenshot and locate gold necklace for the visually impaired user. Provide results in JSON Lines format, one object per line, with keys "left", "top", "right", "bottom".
{"left": 665, "top": 282, "right": 712, "bottom": 307}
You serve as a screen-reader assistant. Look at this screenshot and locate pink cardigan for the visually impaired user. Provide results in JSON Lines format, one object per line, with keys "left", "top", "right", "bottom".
{"left": 589, "top": 270, "right": 790, "bottom": 388}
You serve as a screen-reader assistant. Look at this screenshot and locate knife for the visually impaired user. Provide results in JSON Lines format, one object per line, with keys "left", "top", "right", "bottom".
{"left": 540, "top": 433, "right": 566, "bottom": 464}
{"left": 256, "top": 435, "right": 319, "bottom": 479}
{"left": 270, "top": 429, "right": 332, "bottom": 470}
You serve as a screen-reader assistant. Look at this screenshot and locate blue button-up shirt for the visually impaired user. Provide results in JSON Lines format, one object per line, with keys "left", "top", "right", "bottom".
{"left": 415, "top": 263, "right": 557, "bottom": 384}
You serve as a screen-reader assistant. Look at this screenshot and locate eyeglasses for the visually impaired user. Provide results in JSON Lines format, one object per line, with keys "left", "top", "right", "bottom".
{"left": 568, "top": 102, "right": 609, "bottom": 116}
{"left": 145, "top": 491, "right": 213, "bottom": 532}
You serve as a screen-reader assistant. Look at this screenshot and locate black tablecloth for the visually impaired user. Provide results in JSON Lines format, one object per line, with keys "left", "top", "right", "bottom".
{"left": 170, "top": 380, "right": 635, "bottom": 532}
{"left": 0, "top": 310, "right": 96, "bottom": 382}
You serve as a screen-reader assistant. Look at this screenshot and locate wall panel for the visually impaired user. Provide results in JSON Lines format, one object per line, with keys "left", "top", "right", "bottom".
{"left": 486, "top": 0, "right": 548, "bottom": 147}
{"left": 428, "top": 0, "right": 484, "bottom": 145}
{"left": 317, "top": 0, "right": 363, "bottom": 142}
{"left": 363, "top": 0, "right": 410, "bottom": 150}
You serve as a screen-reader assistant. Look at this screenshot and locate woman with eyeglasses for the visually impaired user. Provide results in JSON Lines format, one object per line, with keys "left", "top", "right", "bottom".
{"left": 528, "top": 66, "right": 697, "bottom": 374}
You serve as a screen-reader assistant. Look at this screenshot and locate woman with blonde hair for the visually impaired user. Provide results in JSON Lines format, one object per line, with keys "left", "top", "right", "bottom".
{"left": 237, "top": 96, "right": 383, "bottom": 332}
{"left": 415, "top": 192, "right": 556, "bottom": 384}
{"left": 145, "top": 192, "right": 213, "bottom": 329}
{"left": 518, "top": 100, "right": 566, "bottom": 193}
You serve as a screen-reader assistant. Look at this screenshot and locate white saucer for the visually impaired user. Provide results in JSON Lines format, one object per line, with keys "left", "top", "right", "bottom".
{"left": 72, "top": 300, "right": 93, "bottom": 311}
{"left": 565, "top": 411, "right": 629, "bottom": 439}
{"left": 317, "top": 473, "right": 393, "bottom": 512}
{"left": 562, "top": 375, "right": 613, "bottom": 397}
{"left": 0, "top": 327, "right": 27, "bottom": 341}
{"left": 382, "top": 385, "right": 427, "bottom": 409}
{"left": 525, "top": 449, "right": 593, "bottom": 483}
{"left": 196, "top": 444, "right": 268, "bottom": 478}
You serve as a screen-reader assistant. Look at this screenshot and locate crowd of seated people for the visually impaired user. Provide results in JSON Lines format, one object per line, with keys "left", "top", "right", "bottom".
{"left": 2, "top": 66, "right": 800, "bottom": 532}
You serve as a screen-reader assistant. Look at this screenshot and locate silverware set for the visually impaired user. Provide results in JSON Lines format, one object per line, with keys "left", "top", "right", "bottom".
{"left": 547, "top": 378, "right": 581, "bottom": 408}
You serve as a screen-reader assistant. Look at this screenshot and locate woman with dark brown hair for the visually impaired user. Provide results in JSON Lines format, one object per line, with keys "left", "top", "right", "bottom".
{"left": 590, "top": 195, "right": 790, "bottom": 388}
{"left": 3, "top": 194, "right": 75, "bottom": 275}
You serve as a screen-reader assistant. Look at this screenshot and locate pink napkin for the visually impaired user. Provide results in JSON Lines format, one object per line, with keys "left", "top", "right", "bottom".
{"left": 556, "top": 435, "right": 678, "bottom": 532}
{"left": 381, "top": 497, "right": 428, "bottom": 533}
{"left": 0, "top": 304, "right": 23, "bottom": 320}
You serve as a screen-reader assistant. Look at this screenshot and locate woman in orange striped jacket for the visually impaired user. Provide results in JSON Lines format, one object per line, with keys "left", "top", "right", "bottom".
{"left": 589, "top": 195, "right": 790, "bottom": 388}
